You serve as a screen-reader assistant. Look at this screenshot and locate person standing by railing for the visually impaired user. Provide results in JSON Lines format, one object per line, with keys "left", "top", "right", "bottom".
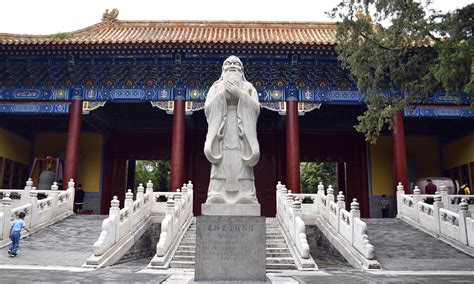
{"left": 380, "top": 194, "right": 390, "bottom": 218}
{"left": 8, "top": 212, "right": 30, "bottom": 257}
{"left": 74, "top": 184, "right": 85, "bottom": 213}
{"left": 424, "top": 179, "right": 437, "bottom": 204}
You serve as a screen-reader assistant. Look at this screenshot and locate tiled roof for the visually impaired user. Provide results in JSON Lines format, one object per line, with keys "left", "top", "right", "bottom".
{"left": 0, "top": 20, "right": 337, "bottom": 46}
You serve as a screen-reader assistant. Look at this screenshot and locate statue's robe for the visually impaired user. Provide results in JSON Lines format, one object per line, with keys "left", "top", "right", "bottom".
{"left": 204, "top": 80, "right": 260, "bottom": 204}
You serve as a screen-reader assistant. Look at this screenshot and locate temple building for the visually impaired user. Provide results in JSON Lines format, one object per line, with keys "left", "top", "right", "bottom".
{"left": 0, "top": 14, "right": 472, "bottom": 217}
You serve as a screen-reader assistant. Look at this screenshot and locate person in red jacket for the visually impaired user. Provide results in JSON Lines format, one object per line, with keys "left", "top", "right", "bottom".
{"left": 425, "top": 179, "right": 437, "bottom": 194}
{"left": 424, "top": 179, "right": 437, "bottom": 204}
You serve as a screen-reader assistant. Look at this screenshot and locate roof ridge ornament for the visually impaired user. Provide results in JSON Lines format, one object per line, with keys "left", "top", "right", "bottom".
{"left": 102, "top": 9, "right": 119, "bottom": 23}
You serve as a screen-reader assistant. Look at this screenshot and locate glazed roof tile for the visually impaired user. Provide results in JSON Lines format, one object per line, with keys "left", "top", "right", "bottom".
{"left": 0, "top": 20, "right": 337, "bottom": 46}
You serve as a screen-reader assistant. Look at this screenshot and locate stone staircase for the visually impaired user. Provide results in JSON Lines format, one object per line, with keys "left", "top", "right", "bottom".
{"left": 169, "top": 218, "right": 297, "bottom": 270}
{"left": 363, "top": 218, "right": 474, "bottom": 271}
{"left": 265, "top": 218, "right": 297, "bottom": 270}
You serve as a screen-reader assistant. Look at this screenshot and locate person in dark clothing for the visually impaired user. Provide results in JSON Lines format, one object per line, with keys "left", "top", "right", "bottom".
{"left": 424, "top": 179, "right": 437, "bottom": 204}
{"left": 425, "top": 179, "right": 437, "bottom": 194}
{"left": 74, "top": 184, "right": 85, "bottom": 213}
{"left": 380, "top": 194, "right": 390, "bottom": 218}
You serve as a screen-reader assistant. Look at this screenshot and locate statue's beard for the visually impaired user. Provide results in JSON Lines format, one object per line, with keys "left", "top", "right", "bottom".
{"left": 223, "top": 71, "right": 243, "bottom": 85}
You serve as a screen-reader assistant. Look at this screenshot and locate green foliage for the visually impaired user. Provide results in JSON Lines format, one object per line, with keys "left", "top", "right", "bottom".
{"left": 329, "top": 1, "right": 473, "bottom": 143}
{"left": 300, "top": 162, "right": 337, "bottom": 193}
{"left": 134, "top": 160, "right": 170, "bottom": 192}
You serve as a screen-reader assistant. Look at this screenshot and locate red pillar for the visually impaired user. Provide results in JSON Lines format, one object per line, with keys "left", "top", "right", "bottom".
{"left": 286, "top": 100, "right": 301, "bottom": 193}
{"left": 392, "top": 111, "right": 409, "bottom": 193}
{"left": 64, "top": 98, "right": 83, "bottom": 189}
{"left": 170, "top": 99, "right": 186, "bottom": 192}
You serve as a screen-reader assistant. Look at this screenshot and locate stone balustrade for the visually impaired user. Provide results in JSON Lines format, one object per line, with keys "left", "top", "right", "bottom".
{"left": 155, "top": 181, "right": 194, "bottom": 257}
{"left": 276, "top": 181, "right": 375, "bottom": 263}
{"left": 0, "top": 178, "right": 75, "bottom": 245}
{"left": 92, "top": 181, "right": 154, "bottom": 256}
{"left": 396, "top": 183, "right": 474, "bottom": 248}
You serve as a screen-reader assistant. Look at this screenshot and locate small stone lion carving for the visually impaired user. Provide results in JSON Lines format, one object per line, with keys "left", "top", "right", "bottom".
{"left": 102, "top": 9, "right": 119, "bottom": 22}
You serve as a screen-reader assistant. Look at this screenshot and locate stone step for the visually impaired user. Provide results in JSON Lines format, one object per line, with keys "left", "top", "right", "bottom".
{"left": 175, "top": 250, "right": 195, "bottom": 256}
{"left": 180, "top": 241, "right": 196, "bottom": 246}
{"left": 266, "top": 243, "right": 288, "bottom": 248}
{"left": 266, "top": 263, "right": 297, "bottom": 270}
{"left": 177, "top": 245, "right": 196, "bottom": 251}
{"left": 266, "top": 252, "right": 293, "bottom": 258}
{"left": 173, "top": 255, "right": 195, "bottom": 262}
{"left": 170, "top": 261, "right": 195, "bottom": 268}
{"left": 266, "top": 240, "right": 287, "bottom": 244}
{"left": 266, "top": 257, "right": 295, "bottom": 264}
{"left": 266, "top": 248, "right": 291, "bottom": 253}
{"left": 181, "top": 237, "right": 196, "bottom": 242}
{"left": 266, "top": 236, "right": 284, "bottom": 240}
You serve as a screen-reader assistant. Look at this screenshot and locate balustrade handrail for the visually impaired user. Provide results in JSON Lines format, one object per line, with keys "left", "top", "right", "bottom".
{"left": 275, "top": 181, "right": 375, "bottom": 263}
{"left": 92, "top": 180, "right": 194, "bottom": 259}
{"left": 0, "top": 178, "right": 75, "bottom": 244}
{"left": 396, "top": 183, "right": 473, "bottom": 249}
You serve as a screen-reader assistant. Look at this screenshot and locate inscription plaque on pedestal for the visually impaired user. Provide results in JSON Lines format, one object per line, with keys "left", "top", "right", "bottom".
{"left": 195, "top": 216, "right": 266, "bottom": 282}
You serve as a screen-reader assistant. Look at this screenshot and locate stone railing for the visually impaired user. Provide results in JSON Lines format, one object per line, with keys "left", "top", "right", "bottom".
{"left": 149, "top": 181, "right": 194, "bottom": 268}
{"left": 154, "top": 182, "right": 194, "bottom": 256}
{"left": 92, "top": 181, "right": 154, "bottom": 256}
{"left": 396, "top": 183, "right": 474, "bottom": 249}
{"left": 0, "top": 179, "right": 75, "bottom": 246}
{"left": 276, "top": 181, "right": 375, "bottom": 265}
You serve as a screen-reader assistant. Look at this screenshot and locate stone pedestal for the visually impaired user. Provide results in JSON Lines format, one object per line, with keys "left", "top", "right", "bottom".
{"left": 195, "top": 216, "right": 266, "bottom": 282}
{"left": 201, "top": 203, "right": 260, "bottom": 216}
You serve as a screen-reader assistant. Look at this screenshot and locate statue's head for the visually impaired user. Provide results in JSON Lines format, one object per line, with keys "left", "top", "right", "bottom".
{"left": 222, "top": 55, "right": 244, "bottom": 76}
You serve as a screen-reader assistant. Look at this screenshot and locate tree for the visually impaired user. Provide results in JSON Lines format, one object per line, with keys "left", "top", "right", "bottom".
{"left": 134, "top": 160, "right": 170, "bottom": 191}
{"left": 329, "top": 1, "right": 473, "bottom": 143}
{"left": 300, "top": 162, "right": 337, "bottom": 193}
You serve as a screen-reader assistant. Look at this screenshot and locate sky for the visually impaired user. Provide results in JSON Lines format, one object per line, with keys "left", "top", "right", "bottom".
{"left": 0, "top": 0, "right": 471, "bottom": 35}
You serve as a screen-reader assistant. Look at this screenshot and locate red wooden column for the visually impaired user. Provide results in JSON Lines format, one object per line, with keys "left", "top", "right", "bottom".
{"left": 286, "top": 100, "right": 301, "bottom": 193}
{"left": 170, "top": 98, "right": 186, "bottom": 192}
{"left": 392, "top": 111, "right": 409, "bottom": 192}
{"left": 64, "top": 97, "right": 83, "bottom": 189}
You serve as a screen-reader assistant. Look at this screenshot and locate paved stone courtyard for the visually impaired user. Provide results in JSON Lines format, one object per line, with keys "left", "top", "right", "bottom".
{"left": 0, "top": 257, "right": 473, "bottom": 283}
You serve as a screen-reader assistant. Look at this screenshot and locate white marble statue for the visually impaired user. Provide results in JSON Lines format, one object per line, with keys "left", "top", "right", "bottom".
{"left": 204, "top": 56, "right": 260, "bottom": 204}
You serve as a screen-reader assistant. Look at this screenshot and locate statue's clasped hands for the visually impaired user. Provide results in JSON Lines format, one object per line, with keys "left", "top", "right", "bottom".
{"left": 224, "top": 80, "right": 242, "bottom": 99}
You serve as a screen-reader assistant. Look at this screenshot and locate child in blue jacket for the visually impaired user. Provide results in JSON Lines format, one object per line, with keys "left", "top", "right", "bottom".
{"left": 8, "top": 212, "right": 30, "bottom": 257}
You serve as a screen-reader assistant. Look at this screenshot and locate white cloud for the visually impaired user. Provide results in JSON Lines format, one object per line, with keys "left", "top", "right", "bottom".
{"left": 0, "top": 0, "right": 470, "bottom": 34}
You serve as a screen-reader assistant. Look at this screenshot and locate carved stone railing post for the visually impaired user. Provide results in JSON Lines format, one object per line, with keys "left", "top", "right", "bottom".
{"left": 327, "top": 185, "right": 335, "bottom": 203}
{"left": 29, "top": 188, "right": 38, "bottom": 227}
{"left": 458, "top": 199, "right": 471, "bottom": 245}
{"left": 145, "top": 180, "right": 153, "bottom": 215}
{"left": 125, "top": 189, "right": 134, "bottom": 231}
{"left": 412, "top": 186, "right": 421, "bottom": 222}
{"left": 292, "top": 198, "right": 302, "bottom": 219}
{"left": 350, "top": 198, "right": 360, "bottom": 245}
{"left": 109, "top": 196, "right": 120, "bottom": 243}
{"left": 67, "top": 179, "right": 75, "bottom": 211}
{"left": 335, "top": 191, "right": 345, "bottom": 232}
{"left": 432, "top": 194, "right": 443, "bottom": 235}
{"left": 438, "top": 185, "right": 449, "bottom": 208}
{"left": 51, "top": 182, "right": 59, "bottom": 217}
{"left": 137, "top": 183, "right": 145, "bottom": 220}
{"left": 174, "top": 190, "right": 183, "bottom": 227}
{"left": 396, "top": 182, "right": 404, "bottom": 217}
{"left": 146, "top": 180, "right": 154, "bottom": 195}
{"left": 166, "top": 196, "right": 175, "bottom": 234}
{"left": 316, "top": 182, "right": 324, "bottom": 214}
{"left": 20, "top": 178, "right": 34, "bottom": 205}
{"left": 1, "top": 193, "right": 12, "bottom": 240}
